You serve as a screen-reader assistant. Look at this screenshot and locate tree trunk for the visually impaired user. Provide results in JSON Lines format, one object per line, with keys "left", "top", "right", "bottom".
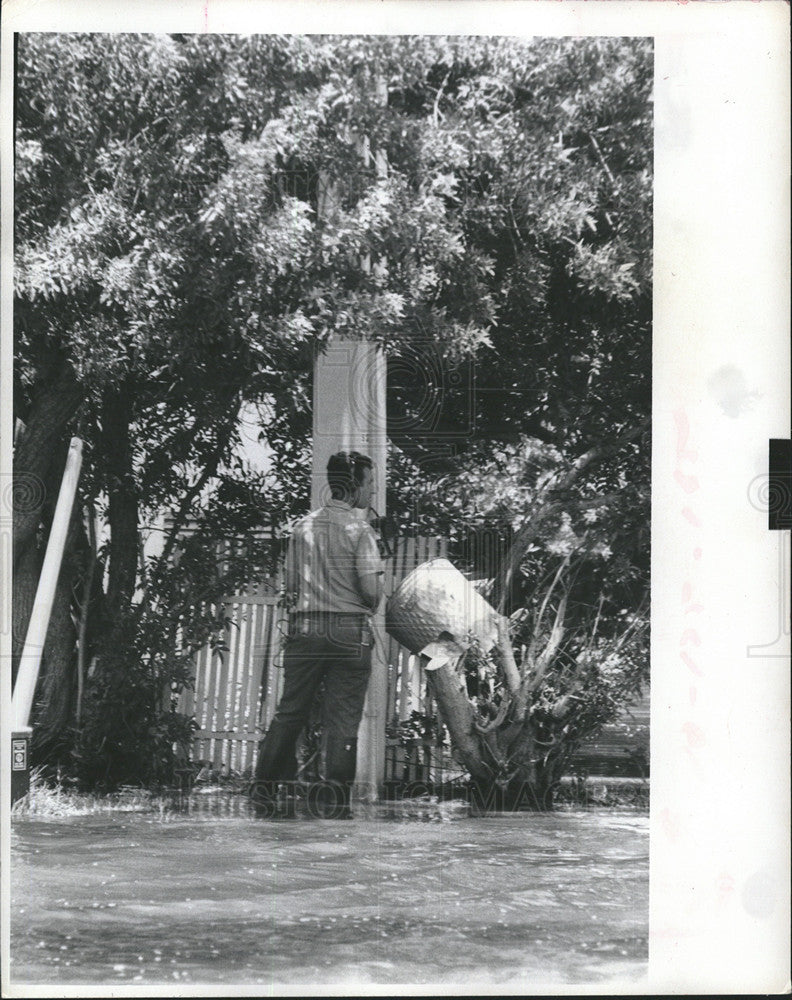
{"left": 425, "top": 655, "right": 559, "bottom": 809}
{"left": 102, "top": 385, "right": 138, "bottom": 615}
{"left": 31, "top": 509, "right": 81, "bottom": 766}
{"left": 72, "top": 385, "right": 142, "bottom": 788}
{"left": 425, "top": 659, "right": 491, "bottom": 786}
{"left": 501, "top": 721, "right": 545, "bottom": 809}
{"left": 13, "top": 367, "right": 82, "bottom": 563}
{"left": 11, "top": 541, "right": 42, "bottom": 687}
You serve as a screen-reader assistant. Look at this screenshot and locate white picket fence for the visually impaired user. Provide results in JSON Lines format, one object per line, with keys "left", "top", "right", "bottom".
{"left": 178, "top": 536, "right": 449, "bottom": 781}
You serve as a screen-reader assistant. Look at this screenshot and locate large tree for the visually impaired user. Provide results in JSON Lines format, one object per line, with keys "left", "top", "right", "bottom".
{"left": 14, "top": 34, "right": 651, "bottom": 795}
{"left": 13, "top": 33, "right": 496, "bottom": 786}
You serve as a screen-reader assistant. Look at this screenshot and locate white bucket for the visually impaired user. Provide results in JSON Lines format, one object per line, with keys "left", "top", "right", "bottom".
{"left": 385, "top": 557, "right": 502, "bottom": 658}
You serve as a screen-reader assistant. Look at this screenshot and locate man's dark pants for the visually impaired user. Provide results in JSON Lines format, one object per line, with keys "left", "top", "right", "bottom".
{"left": 251, "top": 613, "right": 371, "bottom": 816}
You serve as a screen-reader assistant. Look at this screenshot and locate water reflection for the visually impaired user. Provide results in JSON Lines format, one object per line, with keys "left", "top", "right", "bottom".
{"left": 11, "top": 806, "right": 648, "bottom": 988}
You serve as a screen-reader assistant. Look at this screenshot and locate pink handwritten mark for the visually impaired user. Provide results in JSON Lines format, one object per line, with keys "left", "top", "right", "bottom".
{"left": 680, "top": 629, "right": 701, "bottom": 647}
{"left": 680, "top": 650, "right": 703, "bottom": 677}
{"left": 674, "top": 408, "right": 698, "bottom": 463}
{"left": 681, "top": 625, "right": 703, "bottom": 676}
{"left": 717, "top": 872, "right": 735, "bottom": 903}
{"left": 203, "top": 1, "right": 209, "bottom": 31}
{"left": 682, "top": 506, "right": 701, "bottom": 527}
{"left": 674, "top": 469, "right": 700, "bottom": 493}
{"left": 682, "top": 720, "right": 706, "bottom": 749}
{"left": 682, "top": 582, "right": 704, "bottom": 615}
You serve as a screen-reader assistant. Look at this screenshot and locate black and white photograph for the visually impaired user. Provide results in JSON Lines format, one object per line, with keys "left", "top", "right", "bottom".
{"left": 1, "top": 1, "right": 788, "bottom": 996}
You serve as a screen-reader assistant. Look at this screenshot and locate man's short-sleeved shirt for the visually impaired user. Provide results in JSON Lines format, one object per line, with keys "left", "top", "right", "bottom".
{"left": 285, "top": 499, "right": 384, "bottom": 614}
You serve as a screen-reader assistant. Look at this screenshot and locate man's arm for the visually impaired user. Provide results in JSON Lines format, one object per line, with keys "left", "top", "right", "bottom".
{"left": 355, "top": 527, "right": 385, "bottom": 612}
{"left": 358, "top": 570, "right": 384, "bottom": 612}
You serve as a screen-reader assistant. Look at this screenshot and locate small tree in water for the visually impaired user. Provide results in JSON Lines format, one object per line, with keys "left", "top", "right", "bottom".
{"left": 391, "top": 426, "right": 650, "bottom": 810}
{"left": 425, "top": 581, "right": 647, "bottom": 811}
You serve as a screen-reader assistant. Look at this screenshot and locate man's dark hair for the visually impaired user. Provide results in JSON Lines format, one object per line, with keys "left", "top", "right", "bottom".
{"left": 327, "top": 451, "right": 372, "bottom": 500}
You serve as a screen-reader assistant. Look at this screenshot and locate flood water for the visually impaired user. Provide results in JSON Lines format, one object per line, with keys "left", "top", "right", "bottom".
{"left": 10, "top": 800, "right": 648, "bottom": 990}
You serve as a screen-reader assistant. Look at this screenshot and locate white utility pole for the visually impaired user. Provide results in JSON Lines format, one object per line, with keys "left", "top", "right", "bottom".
{"left": 311, "top": 71, "right": 389, "bottom": 797}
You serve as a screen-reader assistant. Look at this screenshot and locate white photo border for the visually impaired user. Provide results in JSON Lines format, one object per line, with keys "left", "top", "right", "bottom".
{"left": 1, "top": 2, "right": 789, "bottom": 995}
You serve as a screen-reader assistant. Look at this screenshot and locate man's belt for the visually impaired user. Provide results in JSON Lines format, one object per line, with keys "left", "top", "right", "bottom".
{"left": 290, "top": 611, "right": 372, "bottom": 644}
{"left": 291, "top": 610, "right": 368, "bottom": 628}
{"left": 293, "top": 611, "right": 368, "bottom": 621}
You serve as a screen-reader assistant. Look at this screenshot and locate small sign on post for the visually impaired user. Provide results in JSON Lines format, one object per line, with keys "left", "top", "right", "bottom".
{"left": 11, "top": 727, "right": 32, "bottom": 806}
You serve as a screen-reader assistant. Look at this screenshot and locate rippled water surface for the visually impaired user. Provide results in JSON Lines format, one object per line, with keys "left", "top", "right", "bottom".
{"left": 11, "top": 802, "right": 648, "bottom": 989}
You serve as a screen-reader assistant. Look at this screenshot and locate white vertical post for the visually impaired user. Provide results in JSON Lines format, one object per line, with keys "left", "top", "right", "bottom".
{"left": 312, "top": 339, "right": 388, "bottom": 798}
{"left": 12, "top": 437, "right": 83, "bottom": 731}
{"left": 311, "top": 339, "right": 387, "bottom": 512}
{"left": 307, "top": 68, "right": 390, "bottom": 798}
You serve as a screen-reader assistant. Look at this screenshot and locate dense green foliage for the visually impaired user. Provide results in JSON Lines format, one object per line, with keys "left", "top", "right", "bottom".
{"left": 14, "top": 33, "right": 651, "bottom": 792}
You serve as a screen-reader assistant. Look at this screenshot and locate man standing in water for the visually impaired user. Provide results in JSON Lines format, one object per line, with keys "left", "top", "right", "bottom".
{"left": 251, "top": 451, "right": 384, "bottom": 818}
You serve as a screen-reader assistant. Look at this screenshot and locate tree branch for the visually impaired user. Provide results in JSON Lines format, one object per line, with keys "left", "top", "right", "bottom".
{"left": 587, "top": 131, "right": 617, "bottom": 193}
{"left": 432, "top": 72, "right": 451, "bottom": 126}
{"left": 492, "top": 615, "right": 522, "bottom": 696}
{"left": 513, "top": 592, "right": 569, "bottom": 721}
{"left": 527, "top": 552, "right": 572, "bottom": 663}
{"left": 135, "top": 395, "right": 243, "bottom": 617}
{"left": 534, "top": 593, "right": 568, "bottom": 678}
{"left": 548, "top": 417, "right": 649, "bottom": 494}
{"left": 494, "top": 417, "right": 649, "bottom": 612}
{"left": 473, "top": 693, "right": 512, "bottom": 734}
{"left": 76, "top": 502, "right": 98, "bottom": 725}
{"left": 103, "top": 383, "right": 138, "bottom": 615}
